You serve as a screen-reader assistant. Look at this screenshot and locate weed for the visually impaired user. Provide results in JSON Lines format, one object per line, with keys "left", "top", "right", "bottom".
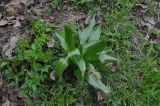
{"left": 54, "top": 17, "right": 119, "bottom": 95}
{"left": 1, "top": 0, "right": 160, "bottom": 105}
{"left": 1, "top": 21, "right": 54, "bottom": 98}
{"left": 0, "top": 21, "right": 87, "bottom": 105}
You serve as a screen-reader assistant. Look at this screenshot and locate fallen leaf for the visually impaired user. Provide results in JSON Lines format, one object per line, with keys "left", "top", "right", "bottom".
{"left": 0, "top": 20, "right": 9, "bottom": 26}
{"left": 5, "top": 0, "right": 23, "bottom": 16}
{"left": 50, "top": 71, "right": 55, "bottom": 80}
{"left": 6, "top": 16, "right": 16, "bottom": 20}
{"left": 76, "top": 13, "right": 86, "bottom": 21}
{"left": 13, "top": 20, "right": 21, "bottom": 28}
{"left": 144, "top": 34, "right": 150, "bottom": 40}
{"left": 42, "top": 0, "right": 53, "bottom": 3}
{"left": 143, "top": 16, "right": 156, "bottom": 25}
{"left": 151, "top": 39, "right": 160, "bottom": 44}
{"left": 10, "top": 102, "right": 18, "bottom": 106}
{"left": 47, "top": 39, "right": 55, "bottom": 48}
{"left": 97, "top": 18, "right": 103, "bottom": 25}
{"left": 3, "top": 36, "right": 18, "bottom": 59}
{"left": 31, "top": 7, "right": 43, "bottom": 16}
{"left": 65, "top": 3, "right": 75, "bottom": 10}
{"left": 20, "top": 0, "right": 35, "bottom": 7}
{"left": 135, "top": 4, "right": 148, "bottom": 13}
{"left": 17, "top": 15, "right": 25, "bottom": 21}
{"left": 107, "top": 62, "right": 120, "bottom": 72}
{"left": 0, "top": 13, "right": 2, "bottom": 19}
{"left": 141, "top": 21, "right": 152, "bottom": 30}
{"left": 2, "top": 98, "right": 10, "bottom": 106}
{"left": 97, "top": 91, "right": 106, "bottom": 101}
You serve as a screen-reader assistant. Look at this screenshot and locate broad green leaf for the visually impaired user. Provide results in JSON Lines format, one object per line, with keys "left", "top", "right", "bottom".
{"left": 99, "top": 51, "right": 119, "bottom": 63}
{"left": 64, "top": 26, "right": 75, "bottom": 51}
{"left": 89, "top": 17, "right": 96, "bottom": 28}
{"left": 79, "top": 17, "right": 96, "bottom": 45}
{"left": 67, "top": 49, "right": 86, "bottom": 77}
{"left": 74, "top": 69, "right": 83, "bottom": 81}
{"left": 83, "top": 40, "right": 105, "bottom": 61}
{"left": 0, "top": 60, "right": 8, "bottom": 68}
{"left": 55, "top": 57, "right": 68, "bottom": 81}
{"left": 76, "top": 59, "right": 86, "bottom": 76}
{"left": 88, "top": 27, "right": 101, "bottom": 41}
{"left": 55, "top": 31, "right": 69, "bottom": 51}
{"left": 88, "top": 63, "right": 102, "bottom": 79}
{"left": 67, "top": 48, "right": 81, "bottom": 58}
{"left": 88, "top": 74, "right": 111, "bottom": 94}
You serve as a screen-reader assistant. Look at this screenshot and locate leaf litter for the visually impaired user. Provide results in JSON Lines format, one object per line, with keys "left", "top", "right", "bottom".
{"left": 0, "top": 0, "right": 160, "bottom": 105}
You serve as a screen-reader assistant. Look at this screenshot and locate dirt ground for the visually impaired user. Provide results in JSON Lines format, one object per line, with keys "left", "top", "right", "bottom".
{"left": 0, "top": 0, "right": 160, "bottom": 105}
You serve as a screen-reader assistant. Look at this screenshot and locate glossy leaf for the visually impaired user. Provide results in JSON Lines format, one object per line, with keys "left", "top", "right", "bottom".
{"left": 79, "top": 17, "right": 96, "bottom": 45}
{"left": 88, "top": 74, "right": 111, "bottom": 94}
{"left": 55, "top": 31, "right": 69, "bottom": 51}
{"left": 55, "top": 57, "right": 68, "bottom": 81}
{"left": 99, "top": 51, "right": 119, "bottom": 63}
{"left": 64, "top": 26, "right": 75, "bottom": 51}
{"left": 88, "top": 63, "right": 102, "bottom": 79}
{"left": 67, "top": 49, "right": 86, "bottom": 77}
{"left": 74, "top": 69, "right": 83, "bottom": 81}
{"left": 75, "top": 58, "right": 86, "bottom": 76}
{"left": 67, "top": 48, "right": 81, "bottom": 58}
{"left": 88, "top": 27, "right": 101, "bottom": 41}
{"left": 83, "top": 40, "right": 105, "bottom": 61}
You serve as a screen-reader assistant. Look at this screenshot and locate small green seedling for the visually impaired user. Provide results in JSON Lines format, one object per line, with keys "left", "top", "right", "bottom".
{"left": 55, "top": 17, "right": 119, "bottom": 94}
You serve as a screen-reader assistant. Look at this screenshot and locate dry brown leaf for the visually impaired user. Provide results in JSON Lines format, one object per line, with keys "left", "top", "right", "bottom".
{"left": 13, "top": 20, "right": 21, "bottom": 28}
{"left": 10, "top": 102, "right": 18, "bottom": 106}
{"left": 31, "top": 7, "right": 43, "bottom": 16}
{"left": 20, "top": 0, "right": 35, "bottom": 6}
{"left": 141, "top": 21, "right": 152, "bottom": 30}
{"left": 5, "top": 0, "right": 23, "bottom": 16}
{"left": 144, "top": 34, "right": 150, "bottom": 40}
{"left": 151, "top": 39, "right": 160, "bottom": 44}
{"left": 107, "top": 62, "right": 120, "bottom": 72}
{"left": 97, "top": 91, "right": 106, "bottom": 101}
{"left": 65, "top": 2, "right": 75, "bottom": 10}
{"left": 2, "top": 98, "right": 10, "bottom": 106}
{"left": 6, "top": 16, "right": 16, "bottom": 20}
{"left": 143, "top": 16, "right": 156, "bottom": 25}
{"left": 50, "top": 71, "right": 55, "bottom": 80}
{"left": 17, "top": 15, "right": 25, "bottom": 21}
{"left": 76, "top": 13, "right": 86, "bottom": 21}
{"left": 0, "top": 13, "right": 2, "bottom": 19}
{"left": 135, "top": 4, "right": 148, "bottom": 13}
{"left": 0, "top": 20, "right": 9, "bottom": 26}
{"left": 3, "top": 36, "right": 18, "bottom": 59}
{"left": 47, "top": 39, "right": 55, "bottom": 48}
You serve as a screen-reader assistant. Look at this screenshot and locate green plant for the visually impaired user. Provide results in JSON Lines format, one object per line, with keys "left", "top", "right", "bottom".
{"left": 55, "top": 17, "right": 119, "bottom": 94}
{"left": 74, "top": 0, "right": 94, "bottom": 4}
{"left": 2, "top": 21, "right": 54, "bottom": 97}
